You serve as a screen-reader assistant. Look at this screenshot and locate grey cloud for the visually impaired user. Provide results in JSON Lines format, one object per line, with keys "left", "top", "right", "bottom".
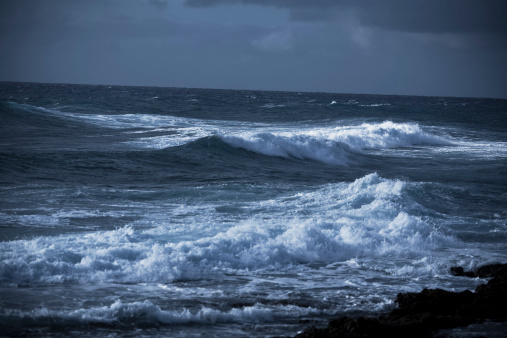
{"left": 252, "top": 29, "right": 293, "bottom": 52}
{"left": 184, "top": 0, "right": 507, "bottom": 37}
{"left": 1, "top": 0, "right": 190, "bottom": 44}
{"left": 146, "top": 0, "right": 169, "bottom": 10}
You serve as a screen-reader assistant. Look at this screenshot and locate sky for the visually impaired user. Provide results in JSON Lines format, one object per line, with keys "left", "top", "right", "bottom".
{"left": 1, "top": 0, "right": 506, "bottom": 98}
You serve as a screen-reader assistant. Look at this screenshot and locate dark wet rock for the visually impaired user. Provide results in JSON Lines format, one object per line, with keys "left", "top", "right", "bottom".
{"left": 294, "top": 263, "right": 507, "bottom": 338}
{"left": 450, "top": 263, "right": 507, "bottom": 278}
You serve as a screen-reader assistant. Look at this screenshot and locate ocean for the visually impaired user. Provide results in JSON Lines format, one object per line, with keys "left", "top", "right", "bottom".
{"left": 0, "top": 82, "right": 506, "bottom": 337}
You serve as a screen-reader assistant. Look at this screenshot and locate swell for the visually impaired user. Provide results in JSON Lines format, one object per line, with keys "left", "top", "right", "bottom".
{"left": 5, "top": 101, "right": 500, "bottom": 186}
{"left": 141, "top": 121, "right": 454, "bottom": 167}
{"left": 0, "top": 102, "right": 97, "bottom": 131}
{"left": 218, "top": 121, "right": 452, "bottom": 165}
{"left": 2, "top": 101, "right": 455, "bottom": 167}
{"left": 0, "top": 102, "right": 118, "bottom": 153}
{"left": 0, "top": 118, "right": 457, "bottom": 188}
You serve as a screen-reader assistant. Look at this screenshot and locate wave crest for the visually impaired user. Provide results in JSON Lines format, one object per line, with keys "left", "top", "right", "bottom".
{"left": 1, "top": 300, "right": 317, "bottom": 327}
{"left": 0, "top": 173, "right": 458, "bottom": 285}
{"left": 221, "top": 121, "right": 451, "bottom": 165}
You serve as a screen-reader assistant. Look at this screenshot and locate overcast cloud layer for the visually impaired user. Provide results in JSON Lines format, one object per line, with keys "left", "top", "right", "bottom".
{"left": 1, "top": 0, "right": 506, "bottom": 98}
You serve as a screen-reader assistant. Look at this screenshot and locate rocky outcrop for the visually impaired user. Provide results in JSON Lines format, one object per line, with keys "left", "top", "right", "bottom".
{"left": 450, "top": 263, "right": 507, "bottom": 278}
{"left": 295, "top": 263, "right": 507, "bottom": 338}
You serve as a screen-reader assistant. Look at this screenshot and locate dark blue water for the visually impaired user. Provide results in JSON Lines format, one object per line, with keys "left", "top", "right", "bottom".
{"left": 1, "top": 82, "right": 506, "bottom": 337}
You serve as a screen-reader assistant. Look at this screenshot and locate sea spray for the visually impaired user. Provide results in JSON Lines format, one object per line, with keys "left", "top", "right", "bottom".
{"left": 0, "top": 174, "right": 457, "bottom": 285}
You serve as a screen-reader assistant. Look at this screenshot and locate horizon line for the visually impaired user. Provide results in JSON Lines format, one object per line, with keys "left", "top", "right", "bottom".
{"left": 1, "top": 80, "right": 505, "bottom": 101}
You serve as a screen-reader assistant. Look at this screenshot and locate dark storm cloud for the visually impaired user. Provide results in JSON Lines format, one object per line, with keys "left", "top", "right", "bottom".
{"left": 184, "top": 0, "right": 507, "bottom": 36}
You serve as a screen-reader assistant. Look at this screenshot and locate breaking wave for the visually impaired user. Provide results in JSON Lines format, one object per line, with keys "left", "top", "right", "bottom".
{"left": 221, "top": 121, "right": 452, "bottom": 165}
{"left": 0, "top": 300, "right": 318, "bottom": 327}
{"left": 0, "top": 173, "right": 457, "bottom": 286}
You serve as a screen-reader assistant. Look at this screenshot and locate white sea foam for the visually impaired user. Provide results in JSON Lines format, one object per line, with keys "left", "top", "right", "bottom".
{"left": 435, "top": 140, "right": 507, "bottom": 159}
{"left": 67, "top": 113, "right": 195, "bottom": 130}
{"left": 0, "top": 206, "right": 137, "bottom": 229}
{"left": 221, "top": 121, "right": 452, "bottom": 164}
{"left": 2, "top": 300, "right": 317, "bottom": 325}
{"left": 222, "top": 132, "right": 351, "bottom": 165}
{"left": 12, "top": 102, "right": 202, "bottom": 132}
{"left": 12, "top": 103, "right": 455, "bottom": 157}
{"left": 0, "top": 173, "right": 458, "bottom": 285}
{"left": 126, "top": 127, "right": 210, "bottom": 149}
{"left": 261, "top": 103, "right": 285, "bottom": 108}
{"left": 359, "top": 103, "right": 391, "bottom": 107}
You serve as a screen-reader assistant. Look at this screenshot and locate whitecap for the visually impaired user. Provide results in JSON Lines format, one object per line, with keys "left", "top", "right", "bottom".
{"left": 220, "top": 121, "right": 452, "bottom": 165}
{"left": 0, "top": 173, "right": 459, "bottom": 285}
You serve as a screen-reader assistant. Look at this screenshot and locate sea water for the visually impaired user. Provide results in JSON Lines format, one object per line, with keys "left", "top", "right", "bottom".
{"left": 0, "top": 82, "right": 506, "bottom": 337}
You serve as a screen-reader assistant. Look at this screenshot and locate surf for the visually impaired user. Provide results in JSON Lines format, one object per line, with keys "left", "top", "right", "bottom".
{"left": 0, "top": 173, "right": 459, "bottom": 286}
{"left": 220, "top": 121, "right": 452, "bottom": 165}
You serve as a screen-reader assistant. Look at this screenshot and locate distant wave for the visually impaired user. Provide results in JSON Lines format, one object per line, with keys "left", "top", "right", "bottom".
{"left": 3, "top": 102, "right": 456, "bottom": 165}
{"left": 4, "top": 101, "right": 206, "bottom": 130}
{"left": 2, "top": 102, "right": 78, "bottom": 129}
{"left": 221, "top": 132, "right": 351, "bottom": 165}
{"left": 359, "top": 103, "right": 391, "bottom": 107}
{"left": 220, "top": 121, "right": 452, "bottom": 165}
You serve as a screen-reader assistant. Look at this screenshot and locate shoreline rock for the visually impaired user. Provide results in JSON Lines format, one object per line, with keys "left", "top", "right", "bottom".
{"left": 294, "top": 263, "right": 507, "bottom": 338}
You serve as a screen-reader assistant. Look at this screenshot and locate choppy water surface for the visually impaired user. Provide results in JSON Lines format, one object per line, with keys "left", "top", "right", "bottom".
{"left": 1, "top": 82, "right": 506, "bottom": 336}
